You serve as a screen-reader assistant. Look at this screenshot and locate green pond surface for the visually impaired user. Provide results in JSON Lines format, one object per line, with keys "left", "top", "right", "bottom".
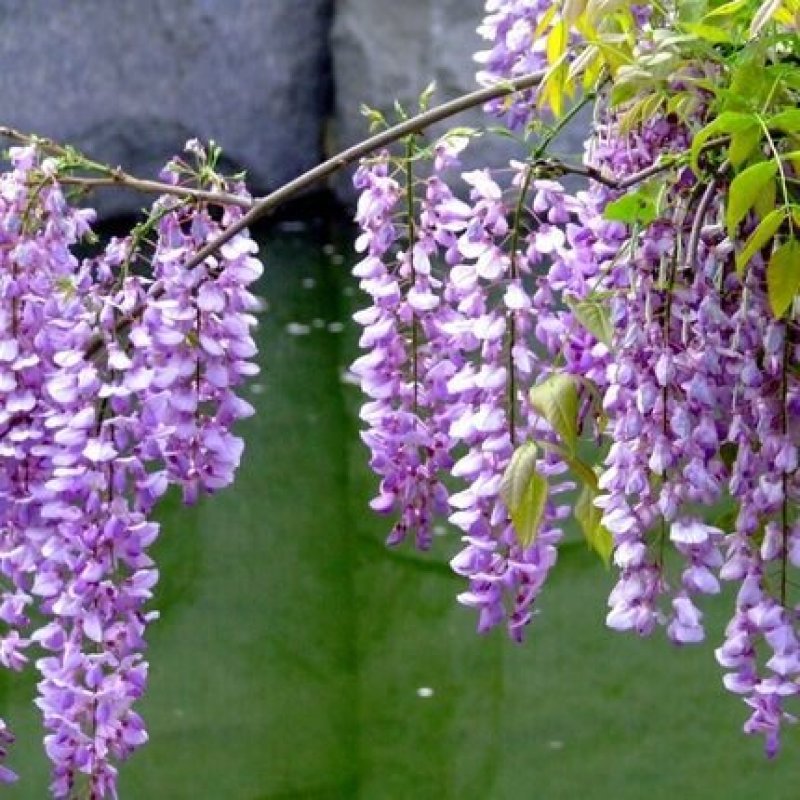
{"left": 3, "top": 222, "right": 800, "bottom": 799}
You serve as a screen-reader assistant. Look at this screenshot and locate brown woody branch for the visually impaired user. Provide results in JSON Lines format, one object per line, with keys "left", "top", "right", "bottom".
{"left": 84, "top": 70, "right": 549, "bottom": 358}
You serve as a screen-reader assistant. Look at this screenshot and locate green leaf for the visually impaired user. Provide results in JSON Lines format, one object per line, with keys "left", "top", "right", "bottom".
{"left": 767, "top": 109, "right": 800, "bottom": 134}
{"left": 727, "top": 125, "right": 762, "bottom": 168}
{"left": 529, "top": 374, "right": 580, "bottom": 454}
{"left": 725, "top": 160, "right": 778, "bottom": 237}
{"left": 574, "top": 485, "right": 612, "bottom": 566}
{"left": 678, "top": 0, "right": 709, "bottom": 23}
{"left": 682, "top": 22, "right": 733, "bottom": 43}
{"left": 690, "top": 111, "right": 758, "bottom": 174}
{"left": 500, "top": 442, "right": 539, "bottom": 513}
{"left": 610, "top": 79, "right": 643, "bottom": 106}
{"left": 767, "top": 238, "right": 800, "bottom": 317}
{"left": 500, "top": 442, "right": 548, "bottom": 548}
{"left": 603, "top": 191, "right": 657, "bottom": 225}
{"left": 703, "top": 0, "right": 750, "bottom": 19}
{"left": 736, "top": 207, "right": 786, "bottom": 274}
{"left": 753, "top": 172, "right": 777, "bottom": 220}
{"left": 728, "top": 58, "right": 771, "bottom": 109}
{"left": 418, "top": 81, "right": 437, "bottom": 111}
{"left": 359, "top": 104, "right": 387, "bottom": 132}
{"left": 568, "top": 296, "right": 615, "bottom": 346}
{"left": 565, "top": 454, "right": 600, "bottom": 492}
{"left": 719, "top": 442, "right": 738, "bottom": 470}
{"left": 510, "top": 471, "right": 548, "bottom": 549}
{"left": 547, "top": 19, "right": 568, "bottom": 66}
{"left": 562, "top": 0, "right": 587, "bottom": 23}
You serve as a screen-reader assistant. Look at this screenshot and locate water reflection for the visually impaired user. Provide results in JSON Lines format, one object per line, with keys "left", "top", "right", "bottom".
{"left": 2, "top": 222, "right": 800, "bottom": 799}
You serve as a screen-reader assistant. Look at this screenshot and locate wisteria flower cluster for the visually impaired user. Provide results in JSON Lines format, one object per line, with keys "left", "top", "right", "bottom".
{"left": 351, "top": 0, "right": 800, "bottom": 759}
{"left": 2, "top": 0, "right": 799, "bottom": 790}
{"left": 0, "top": 141, "right": 260, "bottom": 796}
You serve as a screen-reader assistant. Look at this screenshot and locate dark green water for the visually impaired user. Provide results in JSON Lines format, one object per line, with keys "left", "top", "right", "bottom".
{"left": 3, "top": 223, "right": 800, "bottom": 799}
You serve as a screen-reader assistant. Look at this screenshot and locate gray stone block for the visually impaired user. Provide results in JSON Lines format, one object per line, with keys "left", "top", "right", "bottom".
{"left": 0, "top": 0, "right": 332, "bottom": 217}
{"left": 331, "top": 0, "right": 590, "bottom": 203}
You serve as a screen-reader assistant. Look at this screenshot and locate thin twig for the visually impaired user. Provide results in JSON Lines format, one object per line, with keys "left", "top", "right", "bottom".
{"left": 544, "top": 153, "right": 685, "bottom": 191}
{"left": 177, "top": 71, "right": 549, "bottom": 274}
{"left": 687, "top": 173, "right": 723, "bottom": 271}
{"left": 85, "top": 70, "right": 549, "bottom": 359}
{"left": 0, "top": 126, "right": 253, "bottom": 208}
{"left": 58, "top": 175, "right": 252, "bottom": 208}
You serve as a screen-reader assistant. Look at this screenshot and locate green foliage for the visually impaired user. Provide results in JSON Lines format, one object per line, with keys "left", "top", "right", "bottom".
{"left": 500, "top": 443, "right": 548, "bottom": 548}
{"left": 691, "top": 112, "right": 759, "bottom": 174}
{"left": 569, "top": 295, "right": 615, "bottom": 347}
{"left": 603, "top": 190, "right": 658, "bottom": 225}
{"left": 529, "top": 373, "right": 580, "bottom": 455}
{"left": 767, "top": 237, "right": 800, "bottom": 315}
{"left": 736, "top": 208, "right": 787, "bottom": 274}
{"left": 726, "top": 160, "right": 777, "bottom": 236}
{"left": 546, "top": 0, "right": 800, "bottom": 315}
{"left": 575, "top": 484, "right": 613, "bottom": 565}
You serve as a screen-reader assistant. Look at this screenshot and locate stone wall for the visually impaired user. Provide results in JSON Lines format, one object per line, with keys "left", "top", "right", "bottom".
{"left": 330, "top": 0, "right": 589, "bottom": 202}
{"left": 0, "top": 0, "right": 589, "bottom": 216}
{"left": 330, "top": 0, "right": 514, "bottom": 200}
{"left": 0, "top": 0, "right": 332, "bottom": 215}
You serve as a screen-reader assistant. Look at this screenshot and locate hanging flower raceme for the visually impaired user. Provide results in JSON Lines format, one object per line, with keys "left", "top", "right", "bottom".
{"left": 0, "top": 144, "right": 104, "bottom": 789}
{"left": 0, "top": 140, "right": 261, "bottom": 796}
{"left": 350, "top": 148, "right": 460, "bottom": 551}
{"left": 352, "top": 0, "right": 800, "bottom": 759}
{"left": 441, "top": 162, "right": 580, "bottom": 641}
{"left": 475, "top": 0, "right": 560, "bottom": 129}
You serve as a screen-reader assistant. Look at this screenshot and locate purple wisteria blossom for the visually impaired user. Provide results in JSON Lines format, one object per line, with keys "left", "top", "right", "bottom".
{"left": 0, "top": 141, "right": 260, "bottom": 797}
{"left": 350, "top": 152, "right": 453, "bottom": 550}
{"left": 475, "top": 0, "right": 555, "bottom": 129}
{"left": 348, "top": 0, "right": 800, "bottom": 759}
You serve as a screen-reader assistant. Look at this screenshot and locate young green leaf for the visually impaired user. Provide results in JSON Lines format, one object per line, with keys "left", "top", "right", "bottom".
{"left": 603, "top": 191, "right": 657, "bottom": 225}
{"left": 534, "top": 2, "right": 558, "bottom": 36}
{"left": 510, "top": 471, "right": 548, "bottom": 549}
{"left": 540, "top": 60, "right": 569, "bottom": 118}
{"left": 565, "top": 454, "right": 600, "bottom": 492}
{"left": 753, "top": 172, "right": 777, "bottom": 220}
{"left": 725, "top": 160, "right": 777, "bottom": 237}
{"left": 727, "top": 125, "right": 762, "bottom": 168}
{"left": 683, "top": 22, "right": 734, "bottom": 43}
{"left": 500, "top": 442, "right": 539, "bottom": 513}
{"left": 703, "top": 0, "right": 751, "bottom": 19}
{"left": 568, "top": 43, "right": 599, "bottom": 85}
{"left": 547, "top": 19, "right": 568, "bottom": 66}
{"left": 562, "top": 0, "right": 587, "bottom": 23}
{"left": 529, "top": 373, "right": 580, "bottom": 454}
{"left": 568, "top": 297, "right": 615, "bottom": 346}
{"left": 500, "top": 442, "right": 548, "bottom": 549}
{"left": 418, "top": 81, "right": 437, "bottom": 111}
{"left": 735, "top": 207, "right": 786, "bottom": 275}
{"left": 575, "top": 485, "right": 613, "bottom": 566}
{"left": 767, "top": 109, "right": 800, "bottom": 134}
{"left": 678, "top": 0, "right": 709, "bottom": 23}
{"left": 690, "top": 112, "right": 758, "bottom": 174}
{"left": 767, "top": 238, "right": 800, "bottom": 317}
